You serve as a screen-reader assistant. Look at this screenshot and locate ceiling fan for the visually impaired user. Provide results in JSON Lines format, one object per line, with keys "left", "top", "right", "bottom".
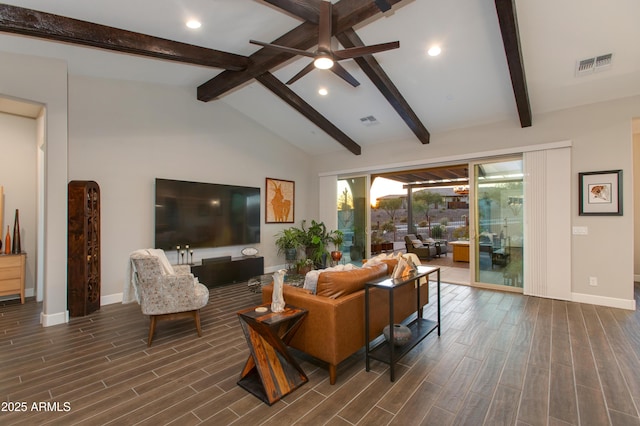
{"left": 250, "top": 0, "right": 399, "bottom": 87}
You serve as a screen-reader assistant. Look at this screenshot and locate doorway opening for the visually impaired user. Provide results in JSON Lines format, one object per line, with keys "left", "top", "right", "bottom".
{"left": 369, "top": 164, "right": 471, "bottom": 285}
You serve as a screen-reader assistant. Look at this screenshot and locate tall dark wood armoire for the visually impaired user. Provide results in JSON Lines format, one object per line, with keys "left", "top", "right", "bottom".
{"left": 68, "top": 180, "right": 101, "bottom": 317}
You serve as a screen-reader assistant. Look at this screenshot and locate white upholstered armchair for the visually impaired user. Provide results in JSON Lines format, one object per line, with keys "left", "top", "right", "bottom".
{"left": 129, "top": 251, "right": 209, "bottom": 346}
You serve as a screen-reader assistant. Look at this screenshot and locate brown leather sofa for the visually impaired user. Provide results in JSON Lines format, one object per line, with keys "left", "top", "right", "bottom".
{"left": 261, "top": 260, "right": 429, "bottom": 384}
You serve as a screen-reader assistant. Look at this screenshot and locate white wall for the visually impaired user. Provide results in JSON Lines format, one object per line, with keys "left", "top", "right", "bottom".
{"left": 0, "top": 113, "right": 37, "bottom": 297}
{"left": 67, "top": 75, "right": 313, "bottom": 300}
{"left": 634, "top": 119, "right": 640, "bottom": 281}
{"left": 311, "top": 95, "right": 640, "bottom": 307}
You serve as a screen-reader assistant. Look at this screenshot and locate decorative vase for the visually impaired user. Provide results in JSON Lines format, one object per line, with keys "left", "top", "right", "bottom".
{"left": 330, "top": 251, "right": 342, "bottom": 262}
{"left": 4, "top": 226, "right": 10, "bottom": 255}
{"left": 12, "top": 209, "right": 21, "bottom": 254}
{"left": 383, "top": 324, "right": 412, "bottom": 346}
{"left": 271, "top": 269, "right": 286, "bottom": 313}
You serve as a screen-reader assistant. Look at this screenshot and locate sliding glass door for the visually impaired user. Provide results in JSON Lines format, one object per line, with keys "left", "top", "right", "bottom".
{"left": 471, "top": 158, "right": 524, "bottom": 290}
{"left": 337, "top": 176, "right": 368, "bottom": 265}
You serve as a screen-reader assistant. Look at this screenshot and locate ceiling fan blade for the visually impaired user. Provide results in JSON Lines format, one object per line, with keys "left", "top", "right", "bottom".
{"left": 318, "top": 0, "right": 332, "bottom": 53}
{"left": 331, "top": 62, "right": 360, "bottom": 87}
{"left": 286, "top": 61, "right": 316, "bottom": 85}
{"left": 249, "top": 40, "right": 315, "bottom": 58}
{"left": 333, "top": 41, "right": 400, "bottom": 60}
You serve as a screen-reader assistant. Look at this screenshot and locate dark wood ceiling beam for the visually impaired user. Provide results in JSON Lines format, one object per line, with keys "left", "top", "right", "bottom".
{"left": 263, "top": 0, "right": 321, "bottom": 23}
{"left": 0, "top": 4, "right": 248, "bottom": 71}
{"left": 264, "top": 0, "right": 394, "bottom": 23}
{"left": 198, "top": 0, "right": 405, "bottom": 101}
{"left": 336, "top": 28, "right": 430, "bottom": 144}
{"left": 494, "top": 0, "right": 532, "bottom": 127}
{"left": 374, "top": 1, "right": 393, "bottom": 12}
{"left": 256, "top": 72, "right": 361, "bottom": 155}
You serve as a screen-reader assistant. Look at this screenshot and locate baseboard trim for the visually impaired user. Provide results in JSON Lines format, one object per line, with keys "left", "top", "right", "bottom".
{"left": 264, "top": 265, "right": 285, "bottom": 274}
{"left": 0, "top": 287, "right": 35, "bottom": 302}
{"left": 40, "top": 310, "right": 69, "bottom": 327}
{"left": 572, "top": 292, "right": 636, "bottom": 310}
{"left": 101, "top": 292, "right": 122, "bottom": 306}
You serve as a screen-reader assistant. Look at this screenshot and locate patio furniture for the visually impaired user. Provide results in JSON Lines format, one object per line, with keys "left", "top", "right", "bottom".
{"left": 417, "top": 234, "right": 447, "bottom": 257}
{"left": 404, "top": 234, "right": 437, "bottom": 260}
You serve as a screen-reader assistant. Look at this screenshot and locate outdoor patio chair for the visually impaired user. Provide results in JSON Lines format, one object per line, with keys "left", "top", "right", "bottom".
{"left": 404, "top": 234, "right": 437, "bottom": 259}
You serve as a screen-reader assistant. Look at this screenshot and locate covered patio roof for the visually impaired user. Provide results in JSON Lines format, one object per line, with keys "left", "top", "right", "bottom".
{"left": 372, "top": 164, "right": 469, "bottom": 188}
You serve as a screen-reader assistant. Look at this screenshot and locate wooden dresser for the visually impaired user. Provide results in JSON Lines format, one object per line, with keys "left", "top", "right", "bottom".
{"left": 0, "top": 253, "right": 26, "bottom": 304}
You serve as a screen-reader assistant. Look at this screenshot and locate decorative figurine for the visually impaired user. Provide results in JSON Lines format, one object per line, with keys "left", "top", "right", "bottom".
{"left": 271, "top": 269, "right": 286, "bottom": 313}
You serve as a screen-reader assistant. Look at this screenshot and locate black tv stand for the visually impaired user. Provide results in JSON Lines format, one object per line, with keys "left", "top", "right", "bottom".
{"left": 191, "top": 256, "right": 264, "bottom": 288}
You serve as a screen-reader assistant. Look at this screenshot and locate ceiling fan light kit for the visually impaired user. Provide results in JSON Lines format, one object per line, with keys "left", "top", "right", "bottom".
{"left": 314, "top": 55, "right": 334, "bottom": 69}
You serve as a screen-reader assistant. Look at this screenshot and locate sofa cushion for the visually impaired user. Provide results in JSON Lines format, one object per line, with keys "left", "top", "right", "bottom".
{"left": 411, "top": 239, "right": 423, "bottom": 248}
{"left": 303, "top": 263, "right": 357, "bottom": 294}
{"left": 316, "top": 263, "right": 387, "bottom": 299}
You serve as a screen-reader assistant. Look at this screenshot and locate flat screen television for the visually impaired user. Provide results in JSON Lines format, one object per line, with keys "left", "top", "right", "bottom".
{"left": 155, "top": 178, "right": 260, "bottom": 249}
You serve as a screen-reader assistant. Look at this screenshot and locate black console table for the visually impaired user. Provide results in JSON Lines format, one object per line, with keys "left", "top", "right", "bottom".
{"left": 365, "top": 265, "right": 441, "bottom": 381}
{"left": 191, "top": 256, "right": 264, "bottom": 288}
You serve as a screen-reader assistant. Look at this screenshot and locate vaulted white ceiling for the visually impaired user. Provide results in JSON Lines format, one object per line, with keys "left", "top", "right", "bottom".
{"left": 1, "top": 0, "right": 639, "bottom": 155}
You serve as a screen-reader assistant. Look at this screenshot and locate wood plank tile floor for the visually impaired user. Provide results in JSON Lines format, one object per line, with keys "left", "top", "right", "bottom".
{"left": 1, "top": 281, "right": 639, "bottom": 425}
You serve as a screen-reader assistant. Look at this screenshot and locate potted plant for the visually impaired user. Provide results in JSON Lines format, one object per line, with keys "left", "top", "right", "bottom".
{"left": 295, "top": 258, "right": 315, "bottom": 275}
{"left": 300, "top": 219, "right": 331, "bottom": 268}
{"left": 274, "top": 227, "right": 302, "bottom": 264}
{"left": 329, "top": 229, "right": 344, "bottom": 263}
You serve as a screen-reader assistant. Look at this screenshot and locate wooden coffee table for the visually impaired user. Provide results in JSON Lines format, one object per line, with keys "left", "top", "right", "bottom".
{"left": 237, "top": 304, "right": 308, "bottom": 405}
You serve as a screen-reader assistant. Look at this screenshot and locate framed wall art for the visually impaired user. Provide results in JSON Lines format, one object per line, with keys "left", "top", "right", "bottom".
{"left": 265, "top": 178, "right": 294, "bottom": 223}
{"left": 578, "top": 170, "right": 622, "bottom": 216}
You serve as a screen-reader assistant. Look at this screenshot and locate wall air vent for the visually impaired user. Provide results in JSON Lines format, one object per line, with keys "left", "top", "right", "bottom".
{"left": 576, "top": 53, "right": 613, "bottom": 76}
{"left": 360, "top": 115, "right": 379, "bottom": 127}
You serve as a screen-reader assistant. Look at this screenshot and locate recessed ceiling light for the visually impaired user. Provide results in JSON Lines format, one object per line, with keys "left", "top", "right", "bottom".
{"left": 427, "top": 46, "right": 441, "bottom": 57}
{"left": 318, "top": 88, "right": 328, "bottom": 96}
{"left": 186, "top": 20, "right": 201, "bottom": 29}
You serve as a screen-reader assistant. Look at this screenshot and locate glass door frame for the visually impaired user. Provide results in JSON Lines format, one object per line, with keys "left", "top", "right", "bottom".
{"left": 337, "top": 174, "right": 371, "bottom": 265}
{"left": 468, "top": 156, "right": 524, "bottom": 293}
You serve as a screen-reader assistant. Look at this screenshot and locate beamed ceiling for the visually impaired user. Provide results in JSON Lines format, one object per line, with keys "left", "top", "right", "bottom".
{"left": 1, "top": 1, "right": 639, "bottom": 156}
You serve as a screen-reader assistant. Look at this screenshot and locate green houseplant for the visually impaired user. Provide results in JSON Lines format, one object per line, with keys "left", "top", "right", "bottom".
{"left": 300, "top": 219, "right": 332, "bottom": 268}
{"left": 295, "top": 258, "right": 315, "bottom": 275}
{"left": 329, "top": 229, "right": 344, "bottom": 263}
{"left": 274, "top": 227, "right": 302, "bottom": 263}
